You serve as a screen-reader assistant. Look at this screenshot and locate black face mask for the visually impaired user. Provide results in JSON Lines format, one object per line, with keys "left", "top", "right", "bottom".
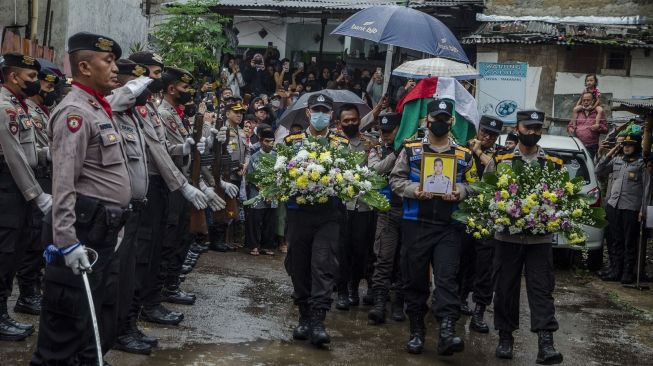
{"left": 21, "top": 79, "right": 41, "bottom": 97}
{"left": 175, "top": 91, "right": 192, "bottom": 105}
{"left": 39, "top": 90, "right": 57, "bottom": 106}
{"left": 148, "top": 78, "right": 164, "bottom": 93}
{"left": 342, "top": 124, "right": 359, "bottom": 138}
{"left": 428, "top": 120, "right": 450, "bottom": 137}
{"left": 184, "top": 104, "right": 197, "bottom": 117}
{"left": 518, "top": 133, "right": 541, "bottom": 147}
{"left": 135, "top": 89, "right": 151, "bottom": 106}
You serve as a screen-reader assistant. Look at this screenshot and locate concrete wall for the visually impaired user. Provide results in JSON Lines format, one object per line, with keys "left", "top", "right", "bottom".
{"left": 233, "top": 16, "right": 288, "bottom": 58}
{"left": 285, "top": 22, "right": 343, "bottom": 58}
{"left": 485, "top": 0, "right": 653, "bottom": 17}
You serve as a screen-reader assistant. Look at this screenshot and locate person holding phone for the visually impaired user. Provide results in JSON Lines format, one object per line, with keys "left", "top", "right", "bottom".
{"left": 243, "top": 54, "right": 275, "bottom": 97}
{"left": 274, "top": 58, "right": 292, "bottom": 91}
{"left": 366, "top": 68, "right": 384, "bottom": 106}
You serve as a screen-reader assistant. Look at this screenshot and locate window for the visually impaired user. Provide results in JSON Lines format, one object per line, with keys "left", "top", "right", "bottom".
{"left": 606, "top": 51, "right": 626, "bottom": 70}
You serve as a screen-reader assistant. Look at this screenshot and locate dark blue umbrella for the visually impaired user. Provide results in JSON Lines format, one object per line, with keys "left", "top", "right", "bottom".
{"left": 331, "top": 5, "right": 469, "bottom": 64}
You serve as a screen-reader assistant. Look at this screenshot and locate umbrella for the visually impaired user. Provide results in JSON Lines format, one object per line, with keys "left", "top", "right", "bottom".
{"left": 392, "top": 58, "right": 479, "bottom": 80}
{"left": 278, "top": 89, "right": 371, "bottom": 129}
{"left": 331, "top": 5, "right": 469, "bottom": 64}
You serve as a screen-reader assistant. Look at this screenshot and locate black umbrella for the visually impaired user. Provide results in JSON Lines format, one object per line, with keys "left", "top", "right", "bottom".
{"left": 278, "top": 89, "right": 371, "bottom": 129}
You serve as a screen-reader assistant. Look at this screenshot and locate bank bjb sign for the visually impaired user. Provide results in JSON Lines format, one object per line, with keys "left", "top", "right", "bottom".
{"left": 477, "top": 62, "right": 527, "bottom": 124}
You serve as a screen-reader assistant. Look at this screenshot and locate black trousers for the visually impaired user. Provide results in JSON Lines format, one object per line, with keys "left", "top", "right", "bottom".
{"left": 31, "top": 206, "right": 125, "bottom": 365}
{"left": 115, "top": 210, "right": 140, "bottom": 334}
{"left": 401, "top": 220, "right": 461, "bottom": 320}
{"left": 606, "top": 205, "right": 640, "bottom": 276}
{"left": 371, "top": 205, "right": 403, "bottom": 294}
{"left": 472, "top": 239, "right": 496, "bottom": 306}
{"left": 337, "top": 210, "right": 376, "bottom": 292}
{"left": 245, "top": 207, "right": 277, "bottom": 250}
{"left": 457, "top": 233, "right": 476, "bottom": 302}
{"left": 493, "top": 241, "right": 559, "bottom": 333}
{"left": 0, "top": 173, "right": 29, "bottom": 304}
{"left": 213, "top": 178, "right": 242, "bottom": 244}
{"left": 159, "top": 189, "right": 192, "bottom": 289}
{"left": 286, "top": 206, "right": 341, "bottom": 310}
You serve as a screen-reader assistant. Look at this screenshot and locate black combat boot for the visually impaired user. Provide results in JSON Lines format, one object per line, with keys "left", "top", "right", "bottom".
{"left": 140, "top": 304, "right": 184, "bottom": 326}
{"left": 162, "top": 278, "right": 196, "bottom": 305}
{"left": 469, "top": 304, "right": 489, "bottom": 333}
{"left": 0, "top": 301, "right": 33, "bottom": 341}
{"left": 367, "top": 288, "right": 387, "bottom": 324}
{"left": 391, "top": 293, "right": 406, "bottom": 321}
{"left": 495, "top": 330, "right": 514, "bottom": 359}
{"left": 127, "top": 315, "right": 158, "bottom": 347}
{"left": 113, "top": 330, "right": 152, "bottom": 355}
{"left": 335, "top": 286, "right": 350, "bottom": 311}
{"left": 292, "top": 303, "right": 311, "bottom": 340}
{"left": 362, "top": 280, "right": 374, "bottom": 306}
{"left": 348, "top": 281, "right": 360, "bottom": 306}
{"left": 460, "top": 297, "right": 473, "bottom": 316}
{"left": 437, "top": 317, "right": 464, "bottom": 356}
{"left": 536, "top": 330, "right": 563, "bottom": 365}
{"left": 14, "top": 284, "right": 41, "bottom": 315}
{"left": 406, "top": 313, "right": 425, "bottom": 354}
{"left": 309, "top": 309, "right": 331, "bottom": 346}
{"left": 208, "top": 226, "right": 230, "bottom": 252}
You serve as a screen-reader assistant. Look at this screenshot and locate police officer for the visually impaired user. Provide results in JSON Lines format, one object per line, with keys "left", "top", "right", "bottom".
{"left": 335, "top": 103, "right": 377, "bottom": 310}
{"left": 490, "top": 110, "right": 563, "bottom": 364}
{"left": 31, "top": 32, "right": 131, "bottom": 365}
{"left": 595, "top": 133, "right": 650, "bottom": 284}
{"left": 0, "top": 53, "right": 50, "bottom": 341}
{"left": 390, "top": 99, "right": 477, "bottom": 356}
{"left": 504, "top": 130, "right": 518, "bottom": 151}
{"left": 459, "top": 115, "right": 504, "bottom": 332}
{"left": 287, "top": 93, "right": 347, "bottom": 347}
{"left": 367, "top": 112, "right": 405, "bottom": 324}
{"left": 15, "top": 66, "right": 59, "bottom": 316}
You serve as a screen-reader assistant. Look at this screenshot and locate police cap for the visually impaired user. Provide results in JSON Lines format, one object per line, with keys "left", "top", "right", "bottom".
{"left": 67, "top": 32, "right": 122, "bottom": 58}
{"left": 479, "top": 115, "right": 503, "bottom": 134}
{"left": 378, "top": 112, "right": 401, "bottom": 131}
{"left": 128, "top": 51, "right": 164, "bottom": 68}
{"left": 307, "top": 93, "right": 333, "bottom": 110}
{"left": 516, "top": 110, "right": 545, "bottom": 126}
{"left": 2, "top": 53, "right": 41, "bottom": 71}
{"left": 164, "top": 67, "right": 194, "bottom": 85}
{"left": 427, "top": 99, "right": 453, "bottom": 118}
{"left": 116, "top": 59, "right": 150, "bottom": 77}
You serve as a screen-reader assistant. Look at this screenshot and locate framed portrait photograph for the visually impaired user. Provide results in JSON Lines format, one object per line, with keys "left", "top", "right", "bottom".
{"left": 420, "top": 153, "right": 457, "bottom": 195}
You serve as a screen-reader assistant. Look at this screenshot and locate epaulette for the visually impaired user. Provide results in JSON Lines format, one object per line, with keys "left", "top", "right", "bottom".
{"left": 284, "top": 132, "right": 306, "bottom": 144}
{"left": 455, "top": 145, "right": 472, "bottom": 160}
{"left": 495, "top": 152, "right": 514, "bottom": 162}
{"left": 404, "top": 139, "right": 422, "bottom": 148}
{"left": 455, "top": 145, "right": 472, "bottom": 154}
{"left": 329, "top": 134, "right": 349, "bottom": 145}
{"left": 544, "top": 154, "right": 564, "bottom": 166}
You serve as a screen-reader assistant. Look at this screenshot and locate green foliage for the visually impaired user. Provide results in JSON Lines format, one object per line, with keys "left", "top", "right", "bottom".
{"left": 129, "top": 41, "right": 145, "bottom": 54}
{"left": 152, "top": 0, "right": 232, "bottom": 73}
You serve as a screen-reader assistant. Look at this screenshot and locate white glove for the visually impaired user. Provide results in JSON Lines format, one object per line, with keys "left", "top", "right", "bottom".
{"left": 196, "top": 137, "right": 206, "bottom": 155}
{"left": 124, "top": 76, "right": 153, "bottom": 97}
{"left": 64, "top": 245, "right": 91, "bottom": 275}
{"left": 182, "top": 137, "right": 195, "bottom": 155}
{"left": 216, "top": 126, "right": 228, "bottom": 144}
{"left": 202, "top": 186, "right": 226, "bottom": 212}
{"left": 221, "top": 180, "right": 239, "bottom": 199}
{"left": 34, "top": 192, "right": 52, "bottom": 214}
{"left": 180, "top": 182, "right": 208, "bottom": 210}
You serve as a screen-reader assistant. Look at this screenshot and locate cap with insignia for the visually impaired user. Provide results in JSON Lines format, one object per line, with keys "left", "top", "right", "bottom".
{"left": 39, "top": 69, "right": 60, "bottom": 84}
{"left": 506, "top": 131, "right": 519, "bottom": 143}
{"left": 255, "top": 105, "right": 269, "bottom": 113}
{"left": 516, "top": 110, "right": 545, "bottom": 126}
{"left": 2, "top": 53, "right": 41, "bottom": 71}
{"left": 479, "top": 115, "right": 503, "bottom": 134}
{"left": 622, "top": 133, "right": 642, "bottom": 146}
{"left": 427, "top": 98, "right": 453, "bottom": 118}
{"left": 67, "top": 32, "right": 122, "bottom": 58}
{"left": 164, "top": 67, "right": 194, "bottom": 85}
{"left": 307, "top": 93, "right": 334, "bottom": 110}
{"left": 225, "top": 99, "right": 246, "bottom": 112}
{"left": 257, "top": 123, "right": 275, "bottom": 139}
{"left": 377, "top": 112, "right": 401, "bottom": 131}
{"left": 116, "top": 59, "right": 150, "bottom": 77}
{"left": 128, "top": 51, "right": 164, "bottom": 68}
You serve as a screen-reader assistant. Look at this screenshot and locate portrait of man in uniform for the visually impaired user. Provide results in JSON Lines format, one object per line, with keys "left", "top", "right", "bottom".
{"left": 421, "top": 153, "right": 456, "bottom": 195}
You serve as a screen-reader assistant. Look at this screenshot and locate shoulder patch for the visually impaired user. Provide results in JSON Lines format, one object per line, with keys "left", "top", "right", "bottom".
{"left": 329, "top": 134, "right": 349, "bottom": 145}
{"left": 4, "top": 108, "right": 16, "bottom": 122}
{"left": 544, "top": 154, "right": 564, "bottom": 166}
{"left": 456, "top": 145, "right": 472, "bottom": 154}
{"left": 495, "top": 152, "right": 514, "bottom": 162}
{"left": 405, "top": 142, "right": 422, "bottom": 148}
{"left": 8, "top": 121, "right": 19, "bottom": 135}
{"left": 67, "top": 115, "right": 83, "bottom": 133}
{"left": 136, "top": 106, "right": 148, "bottom": 118}
{"left": 284, "top": 133, "right": 306, "bottom": 143}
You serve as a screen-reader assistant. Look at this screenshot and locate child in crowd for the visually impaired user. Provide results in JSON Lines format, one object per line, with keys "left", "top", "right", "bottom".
{"left": 572, "top": 74, "right": 604, "bottom": 127}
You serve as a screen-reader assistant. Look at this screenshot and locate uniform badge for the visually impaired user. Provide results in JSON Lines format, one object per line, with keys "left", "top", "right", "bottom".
{"left": 439, "top": 102, "right": 447, "bottom": 110}
{"left": 95, "top": 37, "right": 114, "bottom": 52}
{"left": 490, "top": 120, "right": 496, "bottom": 127}
{"left": 34, "top": 121, "right": 43, "bottom": 130}
{"left": 23, "top": 118, "right": 33, "bottom": 129}
{"left": 127, "top": 133, "right": 135, "bottom": 141}
{"left": 153, "top": 116, "right": 161, "bottom": 126}
{"left": 180, "top": 74, "right": 192, "bottom": 83}
{"left": 88, "top": 99, "right": 100, "bottom": 109}
{"left": 137, "top": 106, "right": 148, "bottom": 118}
{"left": 5, "top": 109, "right": 16, "bottom": 122}
{"left": 108, "top": 133, "right": 117, "bottom": 143}
{"left": 44, "top": 74, "right": 57, "bottom": 83}
{"left": 317, "top": 95, "right": 325, "bottom": 102}
{"left": 133, "top": 65, "right": 147, "bottom": 77}
{"left": 67, "top": 115, "right": 83, "bottom": 133}
{"left": 8, "top": 122, "right": 19, "bottom": 135}
{"left": 531, "top": 112, "right": 539, "bottom": 120}
{"left": 152, "top": 53, "right": 164, "bottom": 64}
{"left": 170, "top": 121, "right": 178, "bottom": 131}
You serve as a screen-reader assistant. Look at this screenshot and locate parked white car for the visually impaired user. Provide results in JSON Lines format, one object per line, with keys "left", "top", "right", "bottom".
{"left": 497, "top": 134, "right": 605, "bottom": 269}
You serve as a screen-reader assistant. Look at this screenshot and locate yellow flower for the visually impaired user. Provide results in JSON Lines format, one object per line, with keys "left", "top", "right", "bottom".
{"left": 497, "top": 201, "right": 506, "bottom": 211}
{"left": 500, "top": 190, "right": 509, "bottom": 199}
{"left": 546, "top": 220, "right": 560, "bottom": 232}
{"left": 336, "top": 173, "right": 344, "bottom": 183}
{"left": 497, "top": 175, "right": 509, "bottom": 188}
{"left": 308, "top": 152, "right": 317, "bottom": 159}
{"left": 296, "top": 196, "right": 307, "bottom": 204}
{"left": 318, "top": 196, "right": 329, "bottom": 204}
{"left": 354, "top": 174, "right": 361, "bottom": 182}
{"left": 296, "top": 175, "right": 309, "bottom": 189}
{"left": 522, "top": 206, "right": 530, "bottom": 214}
{"left": 481, "top": 228, "right": 490, "bottom": 236}
{"left": 543, "top": 191, "right": 558, "bottom": 203}
{"left": 280, "top": 195, "right": 289, "bottom": 202}
{"left": 467, "top": 218, "right": 475, "bottom": 227}
{"left": 310, "top": 171, "right": 321, "bottom": 181}
{"left": 478, "top": 194, "right": 485, "bottom": 202}
{"left": 320, "top": 175, "right": 331, "bottom": 186}
{"left": 319, "top": 151, "right": 331, "bottom": 163}
{"left": 565, "top": 182, "right": 576, "bottom": 195}
{"left": 473, "top": 232, "right": 482, "bottom": 239}
{"left": 346, "top": 185, "right": 356, "bottom": 198}
{"left": 289, "top": 168, "right": 298, "bottom": 177}
{"left": 516, "top": 219, "right": 525, "bottom": 228}
{"left": 572, "top": 208, "right": 583, "bottom": 218}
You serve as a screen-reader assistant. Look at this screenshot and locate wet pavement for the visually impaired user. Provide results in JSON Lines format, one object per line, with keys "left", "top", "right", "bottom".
{"left": 2, "top": 250, "right": 653, "bottom": 366}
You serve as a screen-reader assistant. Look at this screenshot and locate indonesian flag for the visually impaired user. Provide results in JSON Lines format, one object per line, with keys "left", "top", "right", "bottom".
{"left": 394, "top": 77, "right": 480, "bottom": 150}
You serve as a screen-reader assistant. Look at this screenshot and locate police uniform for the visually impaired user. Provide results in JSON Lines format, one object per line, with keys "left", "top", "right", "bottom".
{"left": 32, "top": 33, "right": 133, "bottom": 365}
{"left": 489, "top": 110, "right": 563, "bottom": 364}
{"left": 286, "top": 93, "right": 347, "bottom": 346}
{"left": 367, "top": 113, "right": 405, "bottom": 324}
{"left": 0, "top": 53, "right": 45, "bottom": 341}
{"left": 14, "top": 68, "right": 58, "bottom": 316}
{"left": 389, "top": 99, "right": 477, "bottom": 355}
{"left": 595, "top": 133, "right": 650, "bottom": 283}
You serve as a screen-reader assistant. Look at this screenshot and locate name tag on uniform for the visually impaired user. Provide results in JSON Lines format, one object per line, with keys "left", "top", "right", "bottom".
{"left": 628, "top": 171, "right": 638, "bottom": 181}
{"left": 99, "top": 123, "right": 113, "bottom": 131}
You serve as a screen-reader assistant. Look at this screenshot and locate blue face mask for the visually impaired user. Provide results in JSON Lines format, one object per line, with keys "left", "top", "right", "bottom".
{"left": 309, "top": 112, "right": 331, "bottom": 131}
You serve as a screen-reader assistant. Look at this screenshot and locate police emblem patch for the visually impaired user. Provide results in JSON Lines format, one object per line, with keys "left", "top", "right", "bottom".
{"left": 531, "top": 112, "right": 539, "bottom": 120}
{"left": 95, "top": 38, "right": 114, "bottom": 52}
{"left": 133, "top": 65, "right": 146, "bottom": 77}
{"left": 137, "top": 106, "right": 148, "bottom": 118}
{"left": 22, "top": 56, "right": 36, "bottom": 66}
{"left": 45, "top": 74, "right": 57, "bottom": 83}
{"left": 439, "top": 102, "right": 447, "bottom": 109}
{"left": 67, "top": 115, "right": 83, "bottom": 133}
{"left": 8, "top": 122, "right": 18, "bottom": 135}
{"left": 108, "top": 133, "right": 117, "bottom": 142}
{"left": 153, "top": 53, "right": 164, "bottom": 64}
{"left": 180, "top": 74, "right": 192, "bottom": 83}
{"left": 317, "top": 95, "right": 325, "bottom": 102}
{"left": 382, "top": 117, "right": 388, "bottom": 124}
{"left": 490, "top": 120, "right": 496, "bottom": 127}
{"left": 4, "top": 109, "right": 16, "bottom": 122}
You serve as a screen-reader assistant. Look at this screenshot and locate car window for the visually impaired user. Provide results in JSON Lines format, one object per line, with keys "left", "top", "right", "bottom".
{"left": 551, "top": 151, "right": 591, "bottom": 184}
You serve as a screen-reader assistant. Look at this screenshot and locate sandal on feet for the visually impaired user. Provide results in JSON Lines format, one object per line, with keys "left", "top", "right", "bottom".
{"left": 261, "top": 249, "right": 275, "bottom": 256}
{"left": 249, "top": 248, "right": 260, "bottom": 256}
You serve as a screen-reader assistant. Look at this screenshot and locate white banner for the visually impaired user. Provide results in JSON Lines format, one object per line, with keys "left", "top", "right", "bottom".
{"left": 477, "top": 62, "right": 528, "bottom": 124}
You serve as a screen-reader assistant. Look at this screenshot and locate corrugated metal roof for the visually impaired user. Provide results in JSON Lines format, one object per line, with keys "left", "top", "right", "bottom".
{"left": 462, "top": 20, "right": 653, "bottom": 49}
{"left": 208, "top": 0, "right": 482, "bottom": 10}
{"left": 613, "top": 98, "right": 653, "bottom": 109}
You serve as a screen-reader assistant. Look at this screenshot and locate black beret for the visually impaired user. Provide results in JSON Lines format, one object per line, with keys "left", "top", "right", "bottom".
{"left": 516, "top": 110, "right": 545, "bottom": 126}
{"left": 307, "top": 93, "right": 333, "bottom": 110}
{"left": 479, "top": 115, "right": 503, "bottom": 134}
{"left": 67, "top": 32, "right": 122, "bottom": 58}
{"left": 427, "top": 99, "right": 453, "bottom": 118}
{"left": 128, "top": 51, "right": 164, "bottom": 67}
{"left": 2, "top": 53, "right": 41, "bottom": 71}
{"left": 377, "top": 112, "right": 401, "bottom": 131}
{"left": 164, "top": 67, "right": 194, "bottom": 85}
{"left": 116, "top": 59, "right": 150, "bottom": 77}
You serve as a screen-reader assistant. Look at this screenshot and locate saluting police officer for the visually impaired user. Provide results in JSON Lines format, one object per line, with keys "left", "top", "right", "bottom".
{"left": 367, "top": 112, "right": 406, "bottom": 324}
{"left": 286, "top": 93, "right": 348, "bottom": 347}
{"left": 595, "top": 133, "right": 650, "bottom": 284}
{"left": 390, "top": 99, "right": 477, "bottom": 356}
{"left": 458, "top": 115, "right": 504, "bottom": 333}
{"left": 14, "top": 65, "right": 59, "bottom": 316}
{"left": 490, "top": 110, "right": 563, "bottom": 365}
{"left": 31, "top": 32, "right": 131, "bottom": 365}
{"left": 0, "top": 53, "right": 51, "bottom": 342}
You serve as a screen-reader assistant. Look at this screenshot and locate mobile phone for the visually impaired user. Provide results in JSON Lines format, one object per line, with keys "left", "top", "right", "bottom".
{"left": 297, "top": 61, "right": 304, "bottom": 69}
{"left": 376, "top": 67, "right": 382, "bottom": 74}
{"left": 311, "top": 56, "right": 316, "bottom": 63}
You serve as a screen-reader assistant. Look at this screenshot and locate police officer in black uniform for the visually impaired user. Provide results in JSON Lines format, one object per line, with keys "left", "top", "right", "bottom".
{"left": 286, "top": 93, "right": 348, "bottom": 347}
{"left": 490, "top": 110, "right": 564, "bottom": 365}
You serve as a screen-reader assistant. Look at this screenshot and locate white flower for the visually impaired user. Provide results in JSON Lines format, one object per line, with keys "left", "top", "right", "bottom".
{"left": 343, "top": 170, "right": 354, "bottom": 181}
{"left": 296, "top": 150, "right": 309, "bottom": 161}
{"left": 274, "top": 156, "right": 287, "bottom": 171}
